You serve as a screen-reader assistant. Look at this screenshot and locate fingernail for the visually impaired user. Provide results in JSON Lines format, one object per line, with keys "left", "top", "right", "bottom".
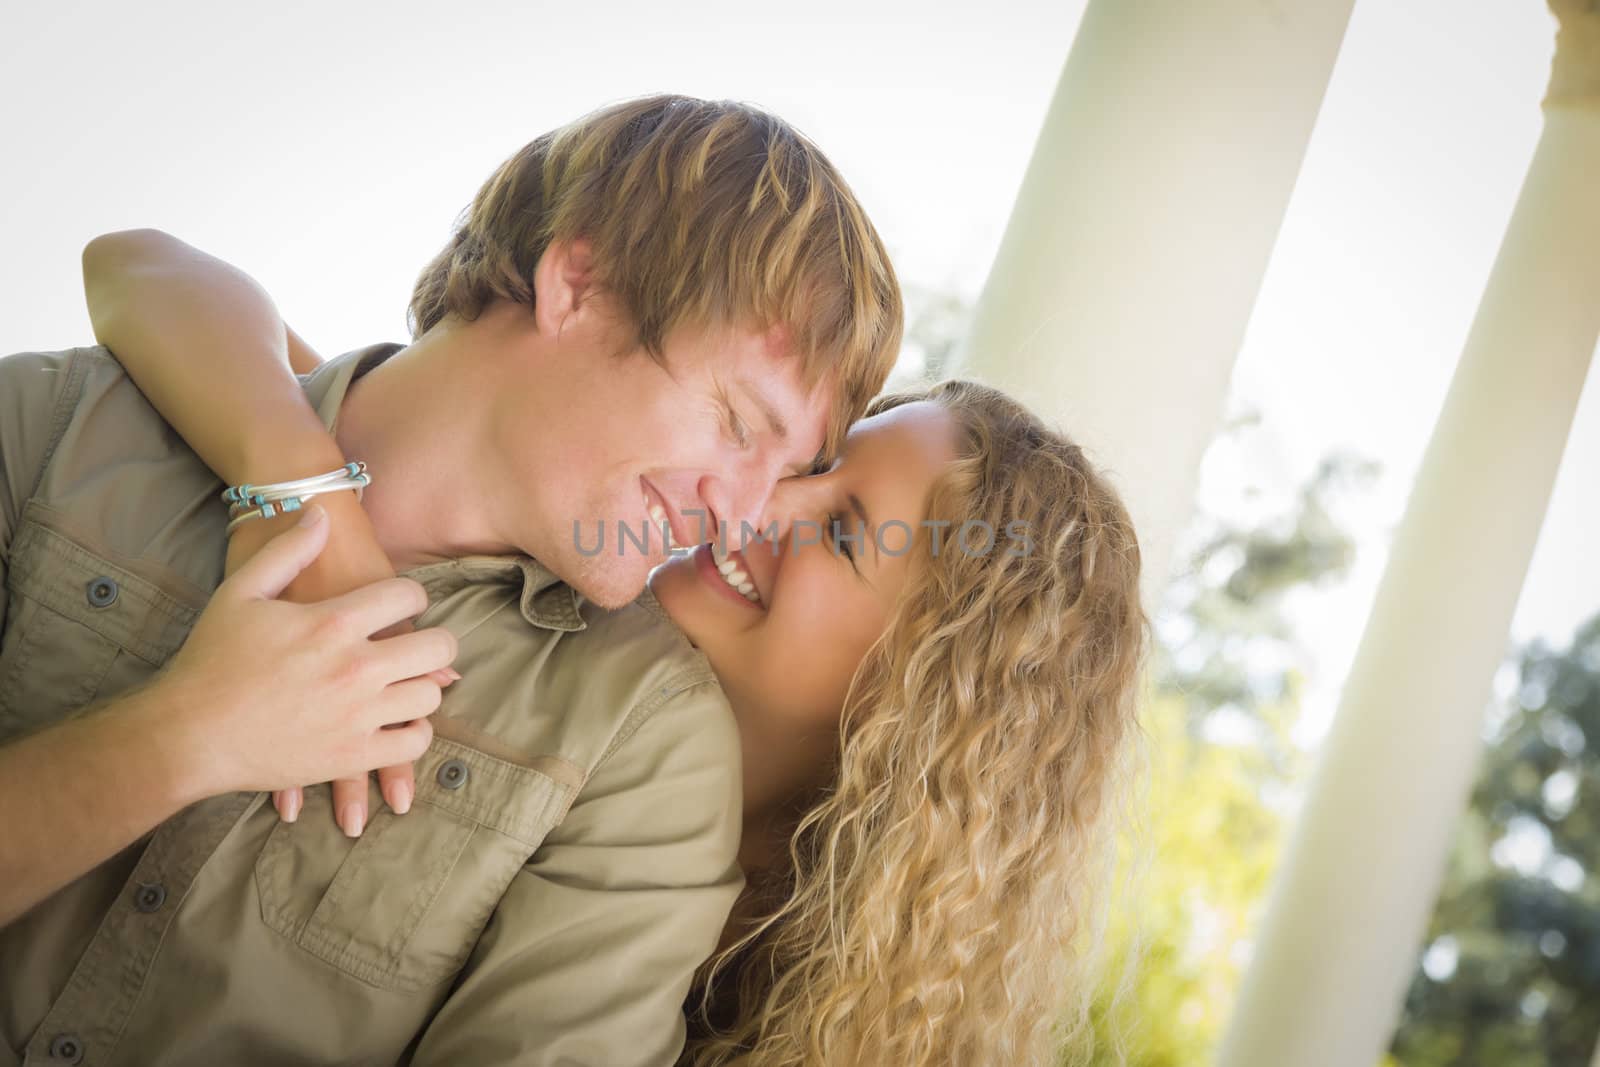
{"left": 446, "top": 668, "right": 463, "bottom": 683}
{"left": 391, "top": 783, "right": 412, "bottom": 815}
{"left": 282, "top": 792, "right": 301, "bottom": 823}
{"left": 341, "top": 803, "right": 365, "bottom": 838}
{"left": 298, "top": 503, "right": 325, "bottom": 527}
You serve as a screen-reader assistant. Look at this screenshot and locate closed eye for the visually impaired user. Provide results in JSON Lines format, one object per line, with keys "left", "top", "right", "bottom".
{"left": 827, "top": 511, "right": 858, "bottom": 568}
{"left": 711, "top": 381, "right": 753, "bottom": 450}
{"left": 726, "top": 405, "right": 752, "bottom": 449}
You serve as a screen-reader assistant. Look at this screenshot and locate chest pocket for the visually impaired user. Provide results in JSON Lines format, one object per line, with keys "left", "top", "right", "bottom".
{"left": 0, "top": 509, "right": 199, "bottom": 742}
{"left": 254, "top": 733, "right": 579, "bottom": 993}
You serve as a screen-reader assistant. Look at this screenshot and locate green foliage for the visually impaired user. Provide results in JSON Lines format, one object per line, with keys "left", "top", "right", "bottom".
{"left": 1088, "top": 693, "right": 1298, "bottom": 1065}
{"left": 1388, "top": 616, "right": 1600, "bottom": 1067}
{"left": 1085, "top": 446, "right": 1374, "bottom": 1064}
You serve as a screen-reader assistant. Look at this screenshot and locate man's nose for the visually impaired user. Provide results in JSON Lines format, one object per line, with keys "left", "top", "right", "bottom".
{"left": 697, "top": 474, "right": 768, "bottom": 551}
{"left": 703, "top": 452, "right": 801, "bottom": 550}
{"left": 694, "top": 476, "right": 787, "bottom": 550}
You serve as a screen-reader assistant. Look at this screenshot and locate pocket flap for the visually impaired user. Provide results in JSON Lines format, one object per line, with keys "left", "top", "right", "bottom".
{"left": 7, "top": 505, "right": 200, "bottom": 666}
{"left": 413, "top": 729, "right": 580, "bottom": 845}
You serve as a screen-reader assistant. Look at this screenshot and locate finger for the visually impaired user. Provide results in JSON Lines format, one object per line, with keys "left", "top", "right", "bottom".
{"left": 319, "top": 577, "right": 431, "bottom": 639}
{"left": 370, "top": 617, "right": 415, "bottom": 642}
{"left": 274, "top": 786, "right": 304, "bottom": 823}
{"left": 377, "top": 762, "right": 416, "bottom": 815}
{"left": 370, "top": 677, "right": 446, "bottom": 728}
{"left": 428, "top": 667, "right": 462, "bottom": 687}
{"left": 371, "top": 717, "right": 435, "bottom": 770}
{"left": 224, "top": 504, "right": 330, "bottom": 602}
{"left": 366, "top": 626, "right": 459, "bottom": 688}
{"left": 331, "top": 774, "right": 370, "bottom": 838}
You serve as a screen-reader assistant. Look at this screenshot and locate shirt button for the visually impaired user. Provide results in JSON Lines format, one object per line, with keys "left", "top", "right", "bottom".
{"left": 48, "top": 1033, "right": 85, "bottom": 1063}
{"left": 437, "top": 759, "right": 469, "bottom": 790}
{"left": 85, "top": 576, "right": 119, "bottom": 608}
{"left": 133, "top": 881, "right": 167, "bottom": 913}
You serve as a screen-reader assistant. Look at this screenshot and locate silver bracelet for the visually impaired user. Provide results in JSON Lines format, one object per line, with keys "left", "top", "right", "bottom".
{"left": 222, "top": 462, "right": 371, "bottom": 535}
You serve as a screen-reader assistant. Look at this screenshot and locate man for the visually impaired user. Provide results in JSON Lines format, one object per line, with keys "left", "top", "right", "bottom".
{"left": 0, "top": 95, "right": 901, "bottom": 1064}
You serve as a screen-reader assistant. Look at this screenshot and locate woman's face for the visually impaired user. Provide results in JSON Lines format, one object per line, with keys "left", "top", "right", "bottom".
{"left": 651, "top": 400, "right": 958, "bottom": 730}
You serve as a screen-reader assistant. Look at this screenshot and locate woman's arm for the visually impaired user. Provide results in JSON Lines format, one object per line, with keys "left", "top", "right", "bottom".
{"left": 83, "top": 229, "right": 337, "bottom": 485}
{"left": 81, "top": 230, "right": 436, "bottom": 835}
{"left": 82, "top": 230, "right": 391, "bottom": 591}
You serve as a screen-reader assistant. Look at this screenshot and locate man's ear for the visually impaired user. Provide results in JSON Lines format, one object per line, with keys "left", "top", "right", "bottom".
{"left": 531, "top": 238, "right": 597, "bottom": 339}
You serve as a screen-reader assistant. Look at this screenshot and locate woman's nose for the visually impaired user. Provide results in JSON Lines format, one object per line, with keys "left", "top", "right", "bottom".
{"left": 754, "top": 475, "right": 825, "bottom": 548}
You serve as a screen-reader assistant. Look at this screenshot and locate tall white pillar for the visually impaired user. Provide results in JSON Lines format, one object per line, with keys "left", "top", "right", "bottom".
{"left": 952, "top": 0, "right": 1356, "bottom": 596}
{"left": 1221, "top": 5, "right": 1600, "bottom": 1066}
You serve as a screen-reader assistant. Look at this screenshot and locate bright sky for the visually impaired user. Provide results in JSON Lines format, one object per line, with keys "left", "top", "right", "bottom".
{"left": 2, "top": 0, "right": 1593, "bottom": 741}
{"left": 1209, "top": 0, "right": 1600, "bottom": 738}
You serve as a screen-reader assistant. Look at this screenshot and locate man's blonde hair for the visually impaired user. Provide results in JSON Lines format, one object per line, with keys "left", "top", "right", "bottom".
{"left": 410, "top": 95, "right": 902, "bottom": 457}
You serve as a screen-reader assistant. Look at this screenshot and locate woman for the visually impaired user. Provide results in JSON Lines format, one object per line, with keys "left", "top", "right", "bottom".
{"left": 84, "top": 232, "right": 1146, "bottom": 1065}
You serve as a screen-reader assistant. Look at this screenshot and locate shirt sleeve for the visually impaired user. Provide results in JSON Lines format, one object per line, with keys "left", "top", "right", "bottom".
{"left": 406, "top": 678, "right": 744, "bottom": 1067}
{"left": 0, "top": 350, "right": 75, "bottom": 633}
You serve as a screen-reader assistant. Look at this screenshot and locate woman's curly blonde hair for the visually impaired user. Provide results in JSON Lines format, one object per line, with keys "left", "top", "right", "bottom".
{"left": 687, "top": 379, "right": 1149, "bottom": 1065}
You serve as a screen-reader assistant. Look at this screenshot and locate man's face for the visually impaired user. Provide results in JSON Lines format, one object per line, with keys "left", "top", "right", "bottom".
{"left": 499, "top": 318, "right": 831, "bottom": 609}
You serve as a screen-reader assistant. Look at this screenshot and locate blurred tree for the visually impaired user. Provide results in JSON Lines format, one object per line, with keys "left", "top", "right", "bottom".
{"left": 1087, "top": 443, "right": 1375, "bottom": 1064}
{"left": 1086, "top": 691, "right": 1296, "bottom": 1064}
{"left": 885, "top": 282, "right": 977, "bottom": 388}
{"left": 1388, "top": 615, "right": 1600, "bottom": 1067}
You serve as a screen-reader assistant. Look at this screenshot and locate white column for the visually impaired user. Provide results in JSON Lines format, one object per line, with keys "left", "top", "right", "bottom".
{"left": 952, "top": 0, "right": 1356, "bottom": 596}
{"left": 1221, "top": 5, "right": 1600, "bottom": 1066}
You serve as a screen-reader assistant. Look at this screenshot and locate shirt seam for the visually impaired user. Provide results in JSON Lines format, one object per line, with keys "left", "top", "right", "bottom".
{"left": 594, "top": 672, "right": 724, "bottom": 771}
{"left": 24, "top": 346, "right": 92, "bottom": 503}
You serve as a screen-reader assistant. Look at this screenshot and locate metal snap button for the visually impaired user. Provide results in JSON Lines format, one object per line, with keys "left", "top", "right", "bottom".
{"left": 85, "top": 576, "right": 119, "bottom": 608}
{"left": 436, "top": 758, "right": 469, "bottom": 790}
{"left": 133, "top": 882, "right": 167, "bottom": 913}
{"left": 48, "top": 1033, "right": 85, "bottom": 1064}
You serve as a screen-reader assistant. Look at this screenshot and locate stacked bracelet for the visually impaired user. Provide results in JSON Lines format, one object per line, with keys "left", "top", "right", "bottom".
{"left": 222, "top": 461, "right": 371, "bottom": 535}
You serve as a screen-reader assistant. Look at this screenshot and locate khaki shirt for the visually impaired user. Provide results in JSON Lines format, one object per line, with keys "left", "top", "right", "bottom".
{"left": 0, "top": 345, "right": 743, "bottom": 1067}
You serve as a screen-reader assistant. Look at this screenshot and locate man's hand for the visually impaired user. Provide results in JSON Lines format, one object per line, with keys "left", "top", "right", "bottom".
{"left": 161, "top": 504, "right": 455, "bottom": 803}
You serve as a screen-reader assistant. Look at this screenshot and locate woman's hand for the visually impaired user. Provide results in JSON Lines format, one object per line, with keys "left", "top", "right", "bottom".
{"left": 224, "top": 488, "right": 454, "bottom": 836}
{"left": 162, "top": 505, "right": 454, "bottom": 801}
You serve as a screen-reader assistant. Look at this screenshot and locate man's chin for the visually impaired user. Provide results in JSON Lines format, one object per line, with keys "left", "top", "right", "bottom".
{"left": 567, "top": 556, "right": 656, "bottom": 611}
{"left": 581, "top": 585, "right": 644, "bottom": 611}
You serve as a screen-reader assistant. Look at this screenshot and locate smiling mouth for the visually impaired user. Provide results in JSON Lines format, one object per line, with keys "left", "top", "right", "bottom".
{"left": 710, "top": 542, "right": 763, "bottom": 605}
{"left": 641, "top": 483, "right": 762, "bottom": 608}
{"left": 641, "top": 481, "right": 690, "bottom": 552}
{"left": 645, "top": 499, "right": 679, "bottom": 552}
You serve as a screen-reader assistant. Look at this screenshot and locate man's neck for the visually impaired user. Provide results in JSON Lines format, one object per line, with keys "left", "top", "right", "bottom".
{"left": 333, "top": 309, "right": 531, "bottom": 570}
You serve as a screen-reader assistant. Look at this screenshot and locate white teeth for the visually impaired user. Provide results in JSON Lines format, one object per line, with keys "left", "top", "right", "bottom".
{"left": 646, "top": 502, "right": 676, "bottom": 549}
{"left": 704, "top": 531, "right": 762, "bottom": 603}
{"left": 709, "top": 542, "right": 762, "bottom": 604}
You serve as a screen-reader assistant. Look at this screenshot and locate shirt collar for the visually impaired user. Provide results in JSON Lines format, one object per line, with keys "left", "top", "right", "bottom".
{"left": 300, "top": 345, "right": 586, "bottom": 633}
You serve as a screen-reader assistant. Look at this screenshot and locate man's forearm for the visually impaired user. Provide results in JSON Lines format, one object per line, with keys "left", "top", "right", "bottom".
{"left": 0, "top": 685, "right": 209, "bottom": 927}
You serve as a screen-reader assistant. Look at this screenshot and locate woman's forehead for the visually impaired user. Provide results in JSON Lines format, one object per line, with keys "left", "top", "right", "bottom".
{"left": 844, "top": 400, "right": 956, "bottom": 460}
